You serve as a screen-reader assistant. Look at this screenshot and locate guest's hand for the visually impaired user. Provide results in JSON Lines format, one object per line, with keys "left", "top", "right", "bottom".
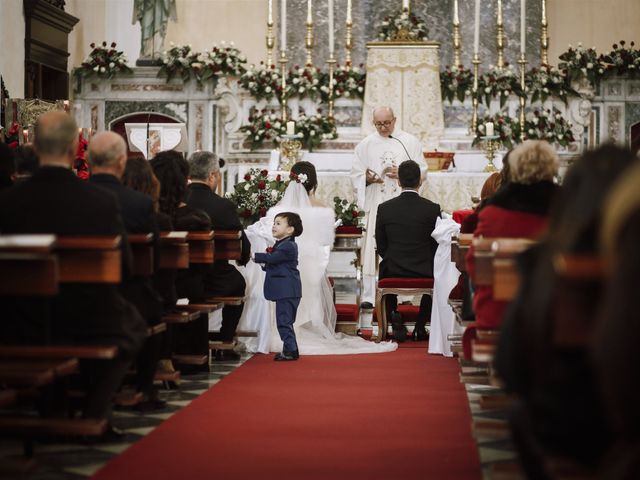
{"left": 383, "top": 166, "right": 399, "bottom": 179}
{"left": 366, "top": 168, "right": 383, "bottom": 185}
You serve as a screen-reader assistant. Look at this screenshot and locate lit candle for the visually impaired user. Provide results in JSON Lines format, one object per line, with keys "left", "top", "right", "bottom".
{"left": 485, "top": 121, "right": 495, "bottom": 137}
{"left": 286, "top": 121, "right": 295, "bottom": 135}
{"left": 402, "top": 0, "right": 409, "bottom": 10}
{"left": 307, "top": 0, "right": 312, "bottom": 24}
{"left": 268, "top": 0, "right": 273, "bottom": 24}
{"left": 280, "top": 0, "right": 287, "bottom": 51}
{"left": 328, "top": 0, "right": 334, "bottom": 55}
{"left": 63, "top": 100, "right": 70, "bottom": 112}
{"left": 347, "top": 0, "right": 352, "bottom": 23}
{"left": 23, "top": 128, "right": 29, "bottom": 143}
{"left": 453, "top": 0, "right": 459, "bottom": 24}
{"left": 520, "top": 0, "right": 526, "bottom": 54}
{"left": 474, "top": 0, "right": 480, "bottom": 54}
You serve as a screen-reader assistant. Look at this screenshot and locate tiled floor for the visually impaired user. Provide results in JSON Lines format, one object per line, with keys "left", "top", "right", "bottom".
{"left": 0, "top": 355, "right": 251, "bottom": 480}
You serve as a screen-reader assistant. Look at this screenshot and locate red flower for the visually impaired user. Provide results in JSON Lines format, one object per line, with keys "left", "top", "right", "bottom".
{"left": 266, "top": 246, "right": 274, "bottom": 253}
{"left": 275, "top": 174, "right": 282, "bottom": 182}
{"left": 351, "top": 210, "right": 359, "bottom": 218}
{"left": 260, "top": 169, "right": 268, "bottom": 177}
{"left": 257, "top": 180, "right": 266, "bottom": 190}
{"left": 242, "top": 208, "right": 252, "bottom": 217}
{"left": 7, "top": 141, "right": 18, "bottom": 149}
{"left": 265, "top": 121, "right": 272, "bottom": 129}
{"left": 259, "top": 207, "right": 267, "bottom": 217}
{"left": 244, "top": 174, "right": 251, "bottom": 181}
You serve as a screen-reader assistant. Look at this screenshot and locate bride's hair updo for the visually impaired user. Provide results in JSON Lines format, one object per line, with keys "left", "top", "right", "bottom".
{"left": 290, "top": 161, "right": 318, "bottom": 193}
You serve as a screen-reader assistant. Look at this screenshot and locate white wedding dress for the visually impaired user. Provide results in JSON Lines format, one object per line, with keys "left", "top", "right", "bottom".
{"left": 237, "top": 182, "right": 397, "bottom": 355}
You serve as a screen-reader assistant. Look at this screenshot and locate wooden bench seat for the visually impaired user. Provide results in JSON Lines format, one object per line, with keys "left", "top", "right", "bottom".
{"left": 171, "top": 354, "right": 208, "bottom": 366}
{"left": 128, "top": 233, "right": 154, "bottom": 276}
{"left": 186, "top": 231, "right": 214, "bottom": 264}
{"left": 158, "top": 232, "right": 189, "bottom": 269}
{"left": 147, "top": 323, "right": 167, "bottom": 336}
{"left": 212, "top": 230, "right": 242, "bottom": 260}
{"left": 0, "top": 417, "right": 107, "bottom": 438}
{"left": 162, "top": 310, "right": 201, "bottom": 323}
{"left": 0, "top": 345, "right": 117, "bottom": 360}
{"left": 205, "top": 296, "right": 245, "bottom": 306}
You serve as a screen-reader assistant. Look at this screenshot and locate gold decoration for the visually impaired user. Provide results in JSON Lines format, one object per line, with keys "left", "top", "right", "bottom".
{"left": 279, "top": 50, "right": 288, "bottom": 122}
{"left": 266, "top": 23, "right": 275, "bottom": 66}
{"left": 481, "top": 137, "right": 500, "bottom": 172}
{"left": 280, "top": 136, "right": 302, "bottom": 170}
{"left": 452, "top": 22, "right": 461, "bottom": 66}
{"left": 496, "top": 0, "right": 505, "bottom": 70}
{"left": 471, "top": 54, "right": 481, "bottom": 133}
{"left": 327, "top": 55, "right": 337, "bottom": 117}
{"left": 16, "top": 99, "right": 62, "bottom": 128}
{"left": 345, "top": 20, "right": 353, "bottom": 69}
{"left": 541, "top": 0, "right": 549, "bottom": 65}
{"left": 305, "top": 19, "right": 314, "bottom": 66}
{"left": 518, "top": 53, "right": 528, "bottom": 140}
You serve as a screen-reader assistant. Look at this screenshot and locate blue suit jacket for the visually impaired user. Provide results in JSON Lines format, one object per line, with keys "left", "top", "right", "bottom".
{"left": 254, "top": 237, "right": 302, "bottom": 301}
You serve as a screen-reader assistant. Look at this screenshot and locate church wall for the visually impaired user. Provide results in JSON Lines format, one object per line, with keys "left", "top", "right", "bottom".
{"left": 0, "top": 0, "right": 26, "bottom": 97}
{"left": 66, "top": 0, "right": 108, "bottom": 76}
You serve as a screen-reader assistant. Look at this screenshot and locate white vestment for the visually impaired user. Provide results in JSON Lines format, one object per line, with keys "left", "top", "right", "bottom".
{"left": 237, "top": 181, "right": 397, "bottom": 355}
{"left": 350, "top": 130, "right": 426, "bottom": 298}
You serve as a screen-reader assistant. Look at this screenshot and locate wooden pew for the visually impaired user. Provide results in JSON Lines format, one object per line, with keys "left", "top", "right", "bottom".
{"left": 186, "top": 231, "right": 214, "bottom": 264}
{"left": 212, "top": 230, "right": 242, "bottom": 260}
{"left": 158, "top": 231, "right": 189, "bottom": 269}
{"left": 128, "top": 233, "right": 154, "bottom": 277}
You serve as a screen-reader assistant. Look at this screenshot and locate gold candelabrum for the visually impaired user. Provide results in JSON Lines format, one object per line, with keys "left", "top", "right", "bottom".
{"left": 266, "top": 22, "right": 275, "bottom": 66}
{"left": 279, "top": 50, "right": 288, "bottom": 122}
{"left": 481, "top": 135, "right": 500, "bottom": 172}
{"left": 305, "top": 19, "right": 314, "bottom": 66}
{"left": 345, "top": 20, "right": 353, "bottom": 69}
{"left": 518, "top": 53, "right": 528, "bottom": 140}
{"left": 541, "top": 0, "right": 549, "bottom": 65}
{"left": 279, "top": 134, "right": 303, "bottom": 171}
{"left": 452, "top": 21, "right": 461, "bottom": 66}
{"left": 471, "top": 54, "right": 481, "bottom": 134}
{"left": 327, "top": 54, "right": 337, "bottom": 117}
{"left": 496, "top": 0, "right": 505, "bottom": 70}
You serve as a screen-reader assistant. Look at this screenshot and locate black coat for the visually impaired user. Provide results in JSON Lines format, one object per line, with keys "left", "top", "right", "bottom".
{"left": 375, "top": 191, "right": 441, "bottom": 279}
{"left": 0, "top": 166, "right": 146, "bottom": 358}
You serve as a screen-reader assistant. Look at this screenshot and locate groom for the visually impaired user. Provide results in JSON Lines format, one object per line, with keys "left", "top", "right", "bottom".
{"left": 375, "top": 160, "right": 441, "bottom": 341}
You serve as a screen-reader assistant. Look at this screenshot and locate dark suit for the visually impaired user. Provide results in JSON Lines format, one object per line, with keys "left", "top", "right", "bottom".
{"left": 375, "top": 190, "right": 441, "bottom": 332}
{"left": 255, "top": 237, "right": 301, "bottom": 352}
{"left": 0, "top": 166, "right": 147, "bottom": 418}
{"left": 90, "top": 173, "right": 163, "bottom": 397}
{"left": 185, "top": 182, "right": 248, "bottom": 342}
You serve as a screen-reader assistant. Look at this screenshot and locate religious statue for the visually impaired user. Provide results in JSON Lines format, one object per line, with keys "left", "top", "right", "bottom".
{"left": 132, "top": 0, "right": 177, "bottom": 63}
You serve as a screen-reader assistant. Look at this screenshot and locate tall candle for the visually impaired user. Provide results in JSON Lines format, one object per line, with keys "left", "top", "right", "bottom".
{"left": 286, "top": 121, "right": 295, "bottom": 135}
{"left": 402, "top": 0, "right": 409, "bottom": 10}
{"left": 306, "top": 0, "right": 312, "bottom": 24}
{"left": 497, "top": 0, "right": 503, "bottom": 24}
{"left": 328, "top": 0, "right": 334, "bottom": 55}
{"left": 281, "top": 0, "right": 287, "bottom": 51}
{"left": 473, "top": 0, "right": 480, "bottom": 54}
{"left": 453, "top": 0, "right": 459, "bottom": 24}
{"left": 23, "top": 129, "right": 29, "bottom": 143}
{"left": 485, "top": 121, "right": 495, "bottom": 137}
{"left": 347, "top": 0, "right": 352, "bottom": 24}
{"left": 520, "top": 0, "right": 526, "bottom": 54}
{"left": 268, "top": 0, "right": 273, "bottom": 24}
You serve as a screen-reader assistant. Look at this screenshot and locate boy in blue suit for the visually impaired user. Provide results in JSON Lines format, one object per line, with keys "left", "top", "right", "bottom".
{"left": 254, "top": 212, "right": 303, "bottom": 361}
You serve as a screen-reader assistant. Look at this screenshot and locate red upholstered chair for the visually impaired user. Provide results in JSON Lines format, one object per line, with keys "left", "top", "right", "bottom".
{"left": 374, "top": 277, "right": 434, "bottom": 342}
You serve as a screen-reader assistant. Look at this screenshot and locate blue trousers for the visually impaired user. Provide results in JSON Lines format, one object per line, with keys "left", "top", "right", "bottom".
{"left": 275, "top": 297, "right": 300, "bottom": 353}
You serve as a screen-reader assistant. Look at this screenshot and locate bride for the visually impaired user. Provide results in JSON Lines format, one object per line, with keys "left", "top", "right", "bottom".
{"left": 237, "top": 161, "right": 397, "bottom": 355}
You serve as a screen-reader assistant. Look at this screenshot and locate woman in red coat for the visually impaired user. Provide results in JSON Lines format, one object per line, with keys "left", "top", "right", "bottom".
{"left": 463, "top": 140, "right": 559, "bottom": 358}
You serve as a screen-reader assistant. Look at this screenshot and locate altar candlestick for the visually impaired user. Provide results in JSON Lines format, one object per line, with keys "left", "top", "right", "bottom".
{"left": 328, "top": 0, "right": 334, "bottom": 56}
{"left": 453, "top": 0, "right": 459, "bottom": 24}
{"left": 520, "top": 0, "right": 526, "bottom": 54}
{"left": 473, "top": 0, "right": 480, "bottom": 54}
{"left": 485, "top": 122, "right": 494, "bottom": 137}
{"left": 453, "top": 0, "right": 461, "bottom": 66}
{"left": 307, "top": 0, "right": 312, "bottom": 23}
{"left": 496, "top": 0, "right": 505, "bottom": 69}
{"left": 541, "top": 0, "right": 549, "bottom": 64}
{"left": 347, "top": 0, "right": 352, "bottom": 23}
{"left": 281, "top": 0, "right": 287, "bottom": 51}
{"left": 23, "top": 129, "right": 29, "bottom": 143}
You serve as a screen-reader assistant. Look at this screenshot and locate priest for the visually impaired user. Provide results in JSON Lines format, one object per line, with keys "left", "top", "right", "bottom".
{"left": 351, "top": 106, "right": 426, "bottom": 308}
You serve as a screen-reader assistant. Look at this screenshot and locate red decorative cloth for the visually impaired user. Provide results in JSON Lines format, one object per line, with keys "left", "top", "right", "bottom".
{"left": 74, "top": 133, "right": 90, "bottom": 180}
{"left": 335, "top": 304, "right": 360, "bottom": 323}
{"left": 452, "top": 209, "right": 474, "bottom": 225}
{"left": 378, "top": 277, "right": 434, "bottom": 289}
{"left": 335, "top": 226, "right": 363, "bottom": 235}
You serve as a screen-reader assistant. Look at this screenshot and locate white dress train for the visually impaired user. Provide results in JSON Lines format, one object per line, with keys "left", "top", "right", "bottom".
{"left": 237, "top": 182, "right": 397, "bottom": 355}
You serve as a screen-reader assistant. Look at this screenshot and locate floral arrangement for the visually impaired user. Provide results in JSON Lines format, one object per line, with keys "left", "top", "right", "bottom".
{"left": 440, "top": 65, "right": 473, "bottom": 103}
{"left": 526, "top": 64, "right": 577, "bottom": 104}
{"left": 477, "top": 64, "right": 524, "bottom": 108}
{"left": 3, "top": 122, "right": 20, "bottom": 149}
{"left": 198, "top": 41, "right": 247, "bottom": 81}
{"left": 227, "top": 169, "right": 291, "bottom": 226}
{"left": 239, "top": 63, "right": 281, "bottom": 102}
{"left": 287, "top": 65, "right": 322, "bottom": 100}
{"left": 294, "top": 110, "right": 338, "bottom": 152}
{"left": 239, "top": 109, "right": 285, "bottom": 150}
{"left": 599, "top": 40, "right": 640, "bottom": 78}
{"left": 472, "top": 114, "right": 521, "bottom": 150}
{"left": 558, "top": 43, "right": 604, "bottom": 85}
{"left": 159, "top": 43, "right": 200, "bottom": 82}
{"left": 377, "top": 9, "right": 428, "bottom": 42}
{"left": 333, "top": 197, "right": 365, "bottom": 228}
{"left": 74, "top": 42, "right": 132, "bottom": 79}
{"left": 523, "top": 109, "right": 575, "bottom": 147}
{"left": 319, "top": 64, "right": 366, "bottom": 103}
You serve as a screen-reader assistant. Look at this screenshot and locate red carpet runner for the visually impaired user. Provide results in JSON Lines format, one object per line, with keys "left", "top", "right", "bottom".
{"left": 93, "top": 345, "right": 481, "bottom": 480}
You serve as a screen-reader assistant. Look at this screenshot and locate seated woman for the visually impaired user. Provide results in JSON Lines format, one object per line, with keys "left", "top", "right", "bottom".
{"left": 237, "top": 161, "right": 397, "bottom": 355}
{"left": 494, "top": 145, "right": 635, "bottom": 477}
{"left": 463, "top": 141, "right": 559, "bottom": 358}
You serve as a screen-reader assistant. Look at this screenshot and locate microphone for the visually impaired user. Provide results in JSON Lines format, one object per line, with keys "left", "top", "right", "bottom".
{"left": 389, "top": 134, "right": 412, "bottom": 162}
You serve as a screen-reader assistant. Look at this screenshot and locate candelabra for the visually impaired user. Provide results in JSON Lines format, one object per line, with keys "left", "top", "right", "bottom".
{"left": 327, "top": 53, "right": 337, "bottom": 117}
{"left": 279, "top": 50, "right": 289, "bottom": 122}
{"left": 279, "top": 134, "right": 303, "bottom": 170}
{"left": 345, "top": 20, "right": 353, "bottom": 69}
{"left": 305, "top": 18, "right": 314, "bottom": 66}
{"left": 471, "top": 54, "right": 481, "bottom": 133}
{"left": 481, "top": 135, "right": 500, "bottom": 172}
{"left": 496, "top": 0, "right": 505, "bottom": 70}
{"left": 518, "top": 53, "right": 528, "bottom": 140}
{"left": 266, "top": 21, "right": 275, "bottom": 66}
{"left": 541, "top": 0, "right": 549, "bottom": 65}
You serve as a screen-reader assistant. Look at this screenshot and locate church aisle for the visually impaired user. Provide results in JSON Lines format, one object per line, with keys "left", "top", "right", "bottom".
{"left": 92, "top": 345, "right": 481, "bottom": 480}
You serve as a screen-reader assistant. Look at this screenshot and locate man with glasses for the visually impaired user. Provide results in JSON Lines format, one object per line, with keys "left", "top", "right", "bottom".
{"left": 351, "top": 106, "right": 426, "bottom": 309}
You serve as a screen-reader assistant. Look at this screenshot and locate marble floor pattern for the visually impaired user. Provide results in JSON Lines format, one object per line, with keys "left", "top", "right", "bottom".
{"left": 0, "top": 355, "right": 252, "bottom": 480}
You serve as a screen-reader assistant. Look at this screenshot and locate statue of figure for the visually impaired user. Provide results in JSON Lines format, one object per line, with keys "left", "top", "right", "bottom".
{"left": 132, "top": 0, "right": 177, "bottom": 62}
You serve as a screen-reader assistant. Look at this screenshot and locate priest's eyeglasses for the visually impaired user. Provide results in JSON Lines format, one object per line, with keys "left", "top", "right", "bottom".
{"left": 373, "top": 120, "right": 394, "bottom": 128}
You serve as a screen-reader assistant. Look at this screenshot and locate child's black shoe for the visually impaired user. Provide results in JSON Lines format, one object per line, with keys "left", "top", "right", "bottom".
{"left": 274, "top": 351, "right": 299, "bottom": 361}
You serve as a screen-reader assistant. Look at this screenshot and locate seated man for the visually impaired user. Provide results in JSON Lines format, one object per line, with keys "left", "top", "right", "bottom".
{"left": 0, "top": 111, "right": 147, "bottom": 423}
{"left": 375, "top": 160, "right": 441, "bottom": 341}
{"left": 185, "top": 151, "right": 250, "bottom": 360}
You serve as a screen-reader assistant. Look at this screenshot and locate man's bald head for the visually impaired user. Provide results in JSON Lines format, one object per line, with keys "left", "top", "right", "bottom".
{"left": 88, "top": 131, "right": 128, "bottom": 177}
{"left": 372, "top": 106, "right": 394, "bottom": 119}
{"left": 34, "top": 111, "right": 78, "bottom": 165}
